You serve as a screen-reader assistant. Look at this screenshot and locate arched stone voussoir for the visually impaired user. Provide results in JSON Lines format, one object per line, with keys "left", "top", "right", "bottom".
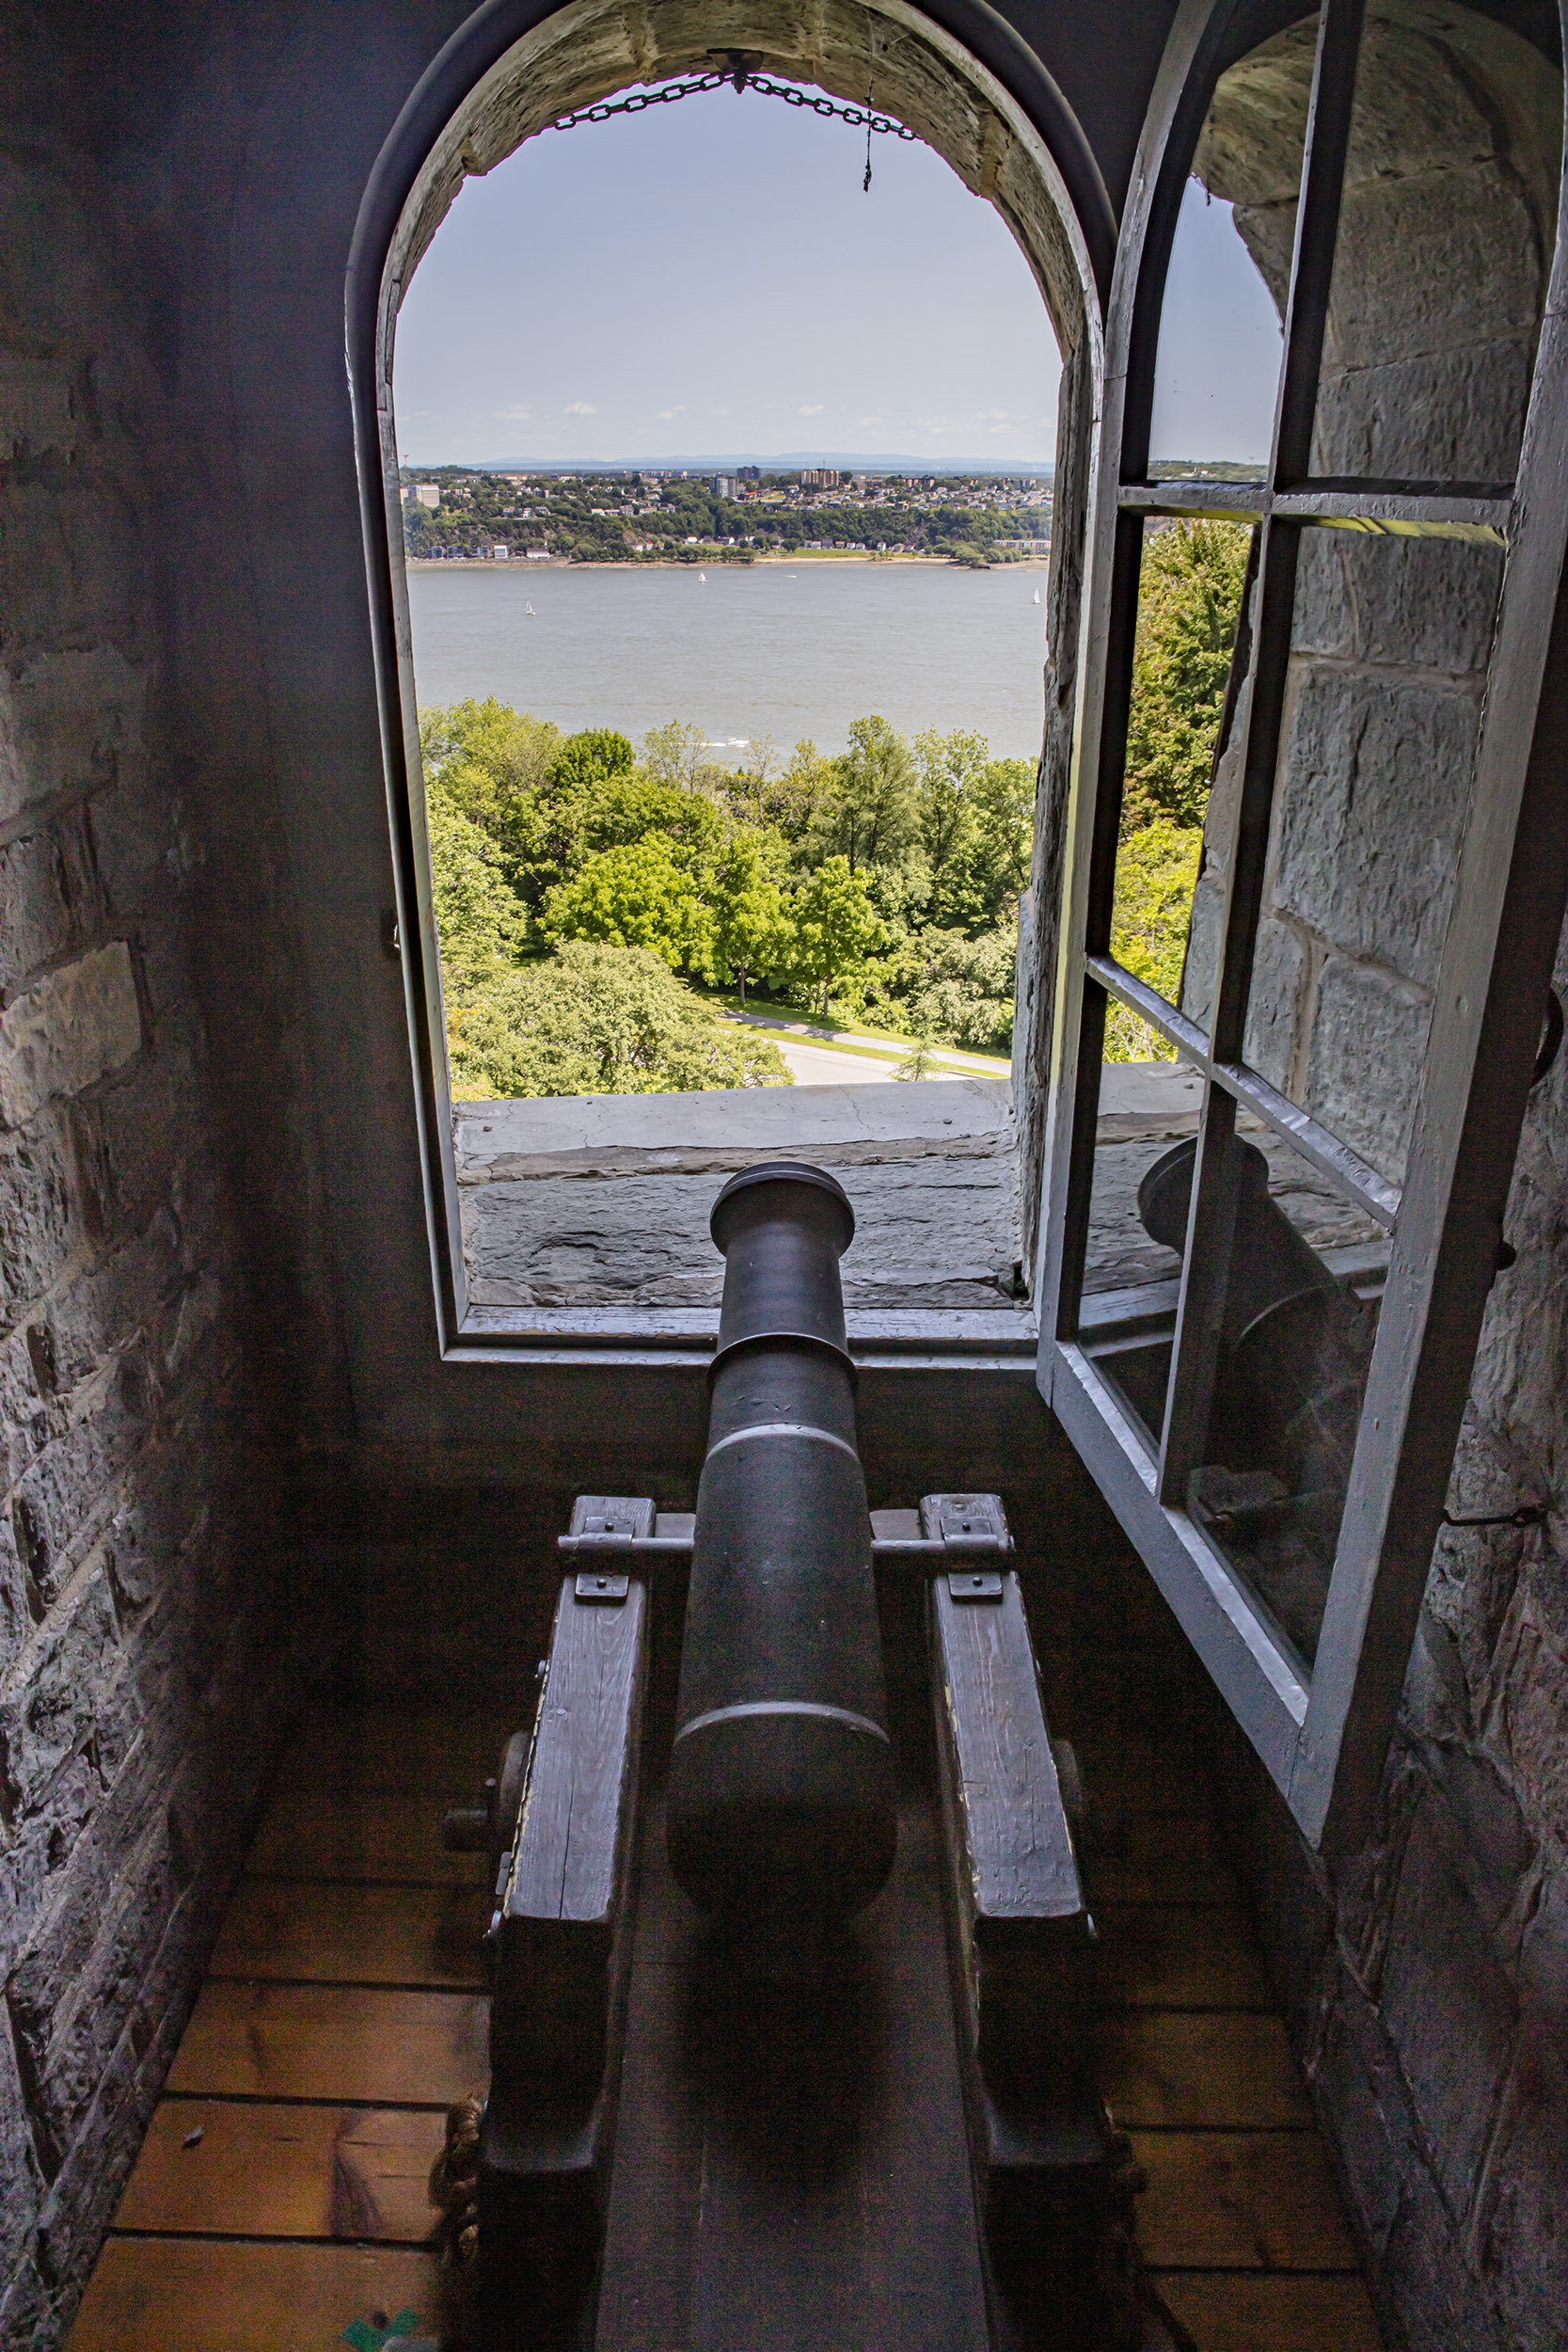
{"left": 385, "top": 0, "right": 1097, "bottom": 359}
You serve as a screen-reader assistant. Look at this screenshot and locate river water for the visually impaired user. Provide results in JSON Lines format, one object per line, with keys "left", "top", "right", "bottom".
{"left": 405, "top": 558, "right": 1050, "bottom": 763}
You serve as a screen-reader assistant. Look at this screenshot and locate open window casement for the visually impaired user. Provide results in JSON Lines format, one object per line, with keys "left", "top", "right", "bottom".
{"left": 1038, "top": 0, "right": 1568, "bottom": 1849}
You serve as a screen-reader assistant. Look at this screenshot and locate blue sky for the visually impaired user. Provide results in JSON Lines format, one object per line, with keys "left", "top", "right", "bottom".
{"left": 1150, "top": 177, "right": 1284, "bottom": 465}
{"left": 393, "top": 85, "right": 1282, "bottom": 468}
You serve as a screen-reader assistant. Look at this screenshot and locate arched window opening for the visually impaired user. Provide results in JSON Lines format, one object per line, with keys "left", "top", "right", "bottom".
{"left": 351, "top": 0, "right": 1106, "bottom": 1360}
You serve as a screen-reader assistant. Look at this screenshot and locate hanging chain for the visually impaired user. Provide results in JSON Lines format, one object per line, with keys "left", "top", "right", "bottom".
{"left": 546, "top": 67, "right": 918, "bottom": 145}
{"left": 863, "top": 28, "right": 876, "bottom": 192}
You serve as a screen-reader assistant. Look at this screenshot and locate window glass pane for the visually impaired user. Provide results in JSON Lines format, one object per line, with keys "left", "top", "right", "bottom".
{"left": 1147, "top": 16, "right": 1318, "bottom": 483}
{"left": 1311, "top": 2, "right": 1562, "bottom": 486}
{"left": 1158, "top": 1127, "right": 1386, "bottom": 1665}
{"left": 1214, "top": 526, "right": 1503, "bottom": 1184}
{"left": 1111, "top": 518, "right": 1256, "bottom": 1040}
{"left": 1077, "top": 1053, "right": 1206, "bottom": 1451}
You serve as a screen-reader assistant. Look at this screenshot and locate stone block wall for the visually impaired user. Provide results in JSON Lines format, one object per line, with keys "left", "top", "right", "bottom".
{"left": 1182, "top": 0, "right": 1560, "bottom": 1186}
{"left": 0, "top": 72, "right": 296, "bottom": 2345}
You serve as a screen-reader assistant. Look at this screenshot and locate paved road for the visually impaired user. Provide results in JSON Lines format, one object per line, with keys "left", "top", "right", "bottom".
{"left": 729, "top": 1009, "right": 1008, "bottom": 1089}
{"left": 775, "top": 1040, "right": 897, "bottom": 1083}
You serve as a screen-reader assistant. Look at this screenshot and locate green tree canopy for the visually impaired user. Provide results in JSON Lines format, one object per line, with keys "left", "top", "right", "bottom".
{"left": 813, "top": 715, "right": 920, "bottom": 875}
{"left": 889, "top": 924, "right": 1020, "bottom": 1053}
{"left": 1123, "top": 520, "right": 1252, "bottom": 832}
{"left": 710, "top": 830, "right": 796, "bottom": 1005}
{"left": 541, "top": 833, "right": 716, "bottom": 975}
{"left": 509, "top": 771, "right": 723, "bottom": 914}
{"left": 450, "top": 941, "right": 791, "bottom": 1099}
{"left": 420, "top": 696, "right": 561, "bottom": 834}
{"left": 641, "top": 719, "right": 720, "bottom": 792}
{"left": 763, "top": 739, "right": 835, "bottom": 846}
{"left": 969, "top": 755, "right": 1036, "bottom": 920}
{"left": 1106, "top": 818, "right": 1204, "bottom": 1061}
{"left": 788, "top": 856, "right": 890, "bottom": 1018}
{"left": 417, "top": 695, "right": 1039, "bottom": 1088}
{"left": 425, "top": 788, "right": 528, "bottom": 988}
{"left": 549, "top": 728, "right": 635, "bottom": 788}
{"left": 913, "top": 726, "right": 985, "bottom": 899}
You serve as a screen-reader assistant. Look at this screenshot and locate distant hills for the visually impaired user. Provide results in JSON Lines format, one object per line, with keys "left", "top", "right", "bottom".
{"left": 406, "top": 453, "right": 1056, "bottom": 478}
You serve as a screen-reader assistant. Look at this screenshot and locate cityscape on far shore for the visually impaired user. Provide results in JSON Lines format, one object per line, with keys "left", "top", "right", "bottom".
{"left": 398, "top": 463, "right": 1053, "bottom": 567}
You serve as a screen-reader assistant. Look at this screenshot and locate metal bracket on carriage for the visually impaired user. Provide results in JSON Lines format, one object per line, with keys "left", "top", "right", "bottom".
{"left": 558, "top": 1486, "right": 1015, "bottom": 1605}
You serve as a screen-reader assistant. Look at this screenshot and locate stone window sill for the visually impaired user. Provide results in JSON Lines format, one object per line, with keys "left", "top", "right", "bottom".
{"left": 449, "top": 1077, "right": 1035, "bottom": 1368}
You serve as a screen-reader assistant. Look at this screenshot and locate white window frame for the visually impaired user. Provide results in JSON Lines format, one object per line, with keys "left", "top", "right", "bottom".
{"left": 1037, "top": 0, "right": 1568, "bottom": 1850}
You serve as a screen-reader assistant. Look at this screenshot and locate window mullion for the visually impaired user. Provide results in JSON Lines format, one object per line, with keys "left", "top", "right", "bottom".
{"left": 1085, "top": 511, "right": 1149, "bottom": 956}
{"left": 1208, "top": 518, "right": 1301, "bottom": 1058}
{"left": 1273, "top": 0, "right": 1367, "bottom": 486}
{"left": 1052, "top": 981, "right": 1109, "bottom": 1341}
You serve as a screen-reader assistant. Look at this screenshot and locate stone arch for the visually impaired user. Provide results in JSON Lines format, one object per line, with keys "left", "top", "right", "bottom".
{"left": 380, "top": 0, "right": 1104, "bottom": 367}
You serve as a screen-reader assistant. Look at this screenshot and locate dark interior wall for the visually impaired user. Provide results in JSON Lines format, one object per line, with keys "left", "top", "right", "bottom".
{"left": 0, "top": 11, "right": 314, "bottom": 2338}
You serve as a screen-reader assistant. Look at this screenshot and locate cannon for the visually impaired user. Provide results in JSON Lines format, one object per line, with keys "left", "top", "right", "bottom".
{"left": 666, "top": 1163, "right": 896, "bottom": 1925}
{"left": 446, "top": 1162, "right": 1172, "bottom": 2351}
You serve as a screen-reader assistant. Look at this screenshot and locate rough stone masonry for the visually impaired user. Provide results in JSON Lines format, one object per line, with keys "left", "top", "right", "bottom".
{"left": 0, "top": 87, "right": 296, "bottom": 2346}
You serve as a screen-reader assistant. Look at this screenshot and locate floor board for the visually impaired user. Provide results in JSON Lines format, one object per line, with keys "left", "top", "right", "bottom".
{"left": 1131, "top": 2131, "right": 1359, "bottom": 2269}
{"left": 167, "top": 1983, "right": 488, "bottom": 2106}
{"left": 210, "top": 1882, "right": 490, "bottom": 1987}
{"left": 1096, "top": 1903, "right": 1274, "bottom": 2010}
{"left": 70, "top": 2238, "right": 441, "bottom": 2352}
{"left": 1101, "top": 2010, "right": 1315, "bottom": 2129}
{"left": 1155, "top": 2268, "right": 1385, "bottom": 2350}
{"left": 245, "top": 1786, "right": 488, "bottom": 1887}
{"left": 277, "top": 1708, "right": 518, "bottom": 1800}
{"left": 110, "top": 2101, "right": 446, "bottom": 2243}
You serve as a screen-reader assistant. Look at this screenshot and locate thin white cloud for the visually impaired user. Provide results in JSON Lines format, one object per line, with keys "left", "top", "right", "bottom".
{"left": 562, "top": 400, "right": 597, "bottom": 416}
{"left": 858, "top": 415, "right": 885, "bottom": 426}
{"left": 657, "top": 405, "right": 686, "bottom": 420}
{"left": 712, "top": 407, "right": 729, "bottom": 417}
{"left": 798, "top": 403, "right": 825, "bottom": 416}
{"left": 494, "top": 404, "right": 532, "bottom": 421}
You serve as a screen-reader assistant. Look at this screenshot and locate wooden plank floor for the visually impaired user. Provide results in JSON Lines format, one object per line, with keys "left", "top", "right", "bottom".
{"left": 1076, "top": 1735, "right": 1384, "bottom": 2351}
{"left": 69, "top": 1701, "right": 1383, "bottom": 2350}
{"left": 70, "top": 1708, "right": 507, "bottom": 2352}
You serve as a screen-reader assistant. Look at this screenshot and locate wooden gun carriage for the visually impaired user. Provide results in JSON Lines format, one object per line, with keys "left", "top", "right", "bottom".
{"left": 444, "top": 1165, "right": 1186, "bottom": 2352}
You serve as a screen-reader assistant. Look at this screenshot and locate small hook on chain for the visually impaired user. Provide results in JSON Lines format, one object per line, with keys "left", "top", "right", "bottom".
{"left": 864, "top": 14, "right": 875, "bottom": 191}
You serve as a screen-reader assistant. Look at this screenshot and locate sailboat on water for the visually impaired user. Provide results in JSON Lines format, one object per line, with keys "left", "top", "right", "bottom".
{"left": 526, "top": 601, "right": 535, "bottom": 616}
{"left": 1032, "top": 587, "right": 1040, "bottom": 604}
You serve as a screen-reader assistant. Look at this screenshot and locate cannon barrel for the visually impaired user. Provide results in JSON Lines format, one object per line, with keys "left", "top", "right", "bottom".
{"left": 665, "top": 1163, "right": 897, "bottom": 1924}
{"left": 1139, "top": 1136, "right": 1369, "bottom": 1498}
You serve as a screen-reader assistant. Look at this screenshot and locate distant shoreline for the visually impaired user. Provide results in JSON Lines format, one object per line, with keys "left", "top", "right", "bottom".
{"left": 405, "top": 549, "right": 1048, "bottom": 572}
